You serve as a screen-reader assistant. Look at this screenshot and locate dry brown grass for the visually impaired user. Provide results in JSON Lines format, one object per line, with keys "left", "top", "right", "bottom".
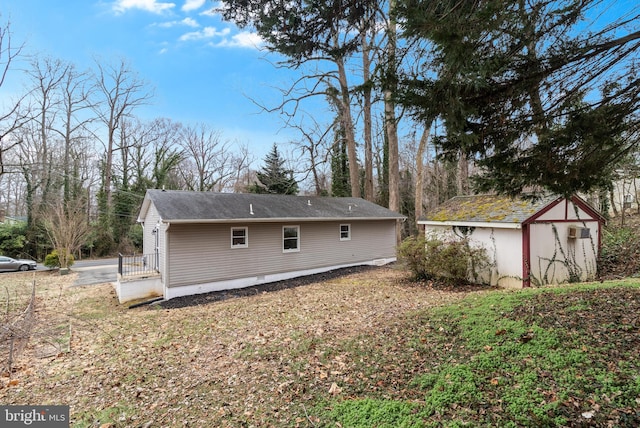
{"left": 0, "top": 266, "right": 481, "bottom": 427}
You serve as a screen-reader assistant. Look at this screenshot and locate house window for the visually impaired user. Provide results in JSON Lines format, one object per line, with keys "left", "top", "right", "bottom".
{"left": 283, "top": 226, "right": 300, "bottom": 252}
{"left": 340, "top": 224, "right": 351, "bottom": 241}
{"left": 231, "top": 227, "right": 248, "bottom": 248}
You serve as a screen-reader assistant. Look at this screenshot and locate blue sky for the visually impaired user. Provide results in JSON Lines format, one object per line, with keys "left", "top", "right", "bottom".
{"left": 0, "top": 0, "right": 299, "bottom": 159}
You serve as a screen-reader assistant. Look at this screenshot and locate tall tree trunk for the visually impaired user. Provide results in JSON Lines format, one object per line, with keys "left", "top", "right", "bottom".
{"left": 361, "top": 31, "right": 374, "bottom": 201}
{"left": 104, "top": 124, "right": 116, "bottom": 210}
{"left": 63, "top": 107, "right": 72, "bottom": 204}
{"left": 385, "top": 0, "right": 400, "bottom": 242}
{"left": 520, "top": 0, "right": 547, "bottom": 137}
{"left": 379, "top": 131, "right": 390, "bottom": 207}
{"left": 415, "top": 123, "right": 431, "bottom": 235}
{"left": 609, "top": 187, "right": 619, "bottom": 217}
{"left": 336, "top": 56, "right": 360, "bottom": 198}
{"left": 457, "top": 151, "right": 469, "bottom": 195}
{"left": 308, "top": 143, "right": 322, "bottom": 195}
{"left": 433, "top": 147, "right": 441, "bottom": 207}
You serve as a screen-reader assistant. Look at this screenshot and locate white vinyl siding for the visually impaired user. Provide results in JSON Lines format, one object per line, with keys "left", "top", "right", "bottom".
{"left": 165, "top": 220, "right": 397, "bottom": 288}
{"left": 142, "top": 204, "right": 165, "bottom": 276}
{"left": 231, "top": 227, "right": 248, "bottom": 248}
{"left": 142, "top": 205, "right": 161, "bottom": 256}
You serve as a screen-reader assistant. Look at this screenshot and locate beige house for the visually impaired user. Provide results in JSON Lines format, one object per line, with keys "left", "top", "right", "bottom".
{"left": 418, "top": 194, "right": 605, "bottom": 288}
{"left": 115, "top": 190, "right": 404, "bottom": 303}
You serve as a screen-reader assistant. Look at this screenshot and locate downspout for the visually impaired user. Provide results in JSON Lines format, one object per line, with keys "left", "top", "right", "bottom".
{"left": 522, "top": 224, "right": 531, "bottom": 287}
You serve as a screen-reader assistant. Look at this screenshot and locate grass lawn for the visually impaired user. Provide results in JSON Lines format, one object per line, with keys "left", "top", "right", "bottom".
{"left": 0, "top": 267, "right": 638, "bottom": 427}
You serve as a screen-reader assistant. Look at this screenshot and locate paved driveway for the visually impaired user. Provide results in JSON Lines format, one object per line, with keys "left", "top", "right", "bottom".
{"left": 72, "top": 258, "right": 118, "bottom": 286}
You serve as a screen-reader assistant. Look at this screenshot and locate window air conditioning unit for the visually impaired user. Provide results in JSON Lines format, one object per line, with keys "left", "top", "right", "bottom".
{"left": 568, "top": 226, "right": 590, "bottom": 239}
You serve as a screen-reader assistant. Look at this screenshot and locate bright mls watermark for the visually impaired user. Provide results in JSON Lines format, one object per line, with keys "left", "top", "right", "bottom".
{"left": 0, "top": 406, "right": 69, "bottom": 427}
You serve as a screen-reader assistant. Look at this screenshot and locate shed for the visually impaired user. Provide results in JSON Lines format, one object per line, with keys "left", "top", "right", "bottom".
{"left": 116, "top": 190, "right": 404, "bottom": 303}
{"left": 417, "top": 194, "right": 605, "bottom": 288}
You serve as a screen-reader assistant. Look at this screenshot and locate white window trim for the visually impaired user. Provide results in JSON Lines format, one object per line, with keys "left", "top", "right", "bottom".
{"left": 340, "top": 223, "right": 351, "bottom": 241}
{"left": 231, "top": 226, "right": 248, "bottom": 248}
{"left": 283, "top": 225, "right": 300, "bottom": 253}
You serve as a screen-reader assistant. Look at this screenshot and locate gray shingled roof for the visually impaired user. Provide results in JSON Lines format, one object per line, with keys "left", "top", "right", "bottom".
{"left": 420, "top": 194, "right": 562, "bottom": 224}
{"left": 141, "top": 189, "right": 405, "bottom": 223}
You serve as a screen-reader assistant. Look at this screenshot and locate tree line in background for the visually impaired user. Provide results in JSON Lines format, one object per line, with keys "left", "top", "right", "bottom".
{"left": 0, "top": 49, "right": 258, "bottom": 261}
{"left": 0, "top": 0, "right": 639, "bottom": 263}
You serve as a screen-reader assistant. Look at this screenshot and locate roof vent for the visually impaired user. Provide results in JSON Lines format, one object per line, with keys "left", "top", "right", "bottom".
{"left": 307, "top": 199, "right": 311, "bottom": 206}
{"left": 249, "top": 204, "right": 254, "bottom": 215}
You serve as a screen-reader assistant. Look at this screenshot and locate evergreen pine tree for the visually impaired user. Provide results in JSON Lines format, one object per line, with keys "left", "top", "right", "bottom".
{"left": 398, "top": 0, "right": 640, "bottom": 197}
{"left": 248, "top": 144, "right": 299, "bottom": 195}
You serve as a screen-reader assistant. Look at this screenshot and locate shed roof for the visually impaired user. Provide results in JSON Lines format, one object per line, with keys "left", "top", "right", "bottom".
{"left": 139, "top": 189, "right": 405, "bottom": 224}
{"left": 419, "top": 194, "right": 563, "bottom": 226}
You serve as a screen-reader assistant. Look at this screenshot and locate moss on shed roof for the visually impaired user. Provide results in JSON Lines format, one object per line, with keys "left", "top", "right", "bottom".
{"left": 423, "top": 194, "right": 560, "bottom": 224}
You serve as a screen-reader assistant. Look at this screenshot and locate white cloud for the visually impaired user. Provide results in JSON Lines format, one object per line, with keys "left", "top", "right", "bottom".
{"left": 179, "top": 26, "right": 231, "bottom": 41}
{"left": 182, "top": 0, "right": 206, "bottom": 12}
{"left": 156, "top": 17, "right": 199, "bottom": 28}
{"left": 178, "top": 26, "right": 261, "bottom": 49}
{"left": 201, "top": 2, "right": 223, "bottom": 16}
{"left": 181, "top": 17, "right": 199, "bottom": 27}
{"left": 217, "top": 31, "right": 263, "bottom": 49}
{"left": 200, "top": 8, "right": 218, "bottom": 17}
{"left": 113, "top": 0, "right": 175, "bottom": 14}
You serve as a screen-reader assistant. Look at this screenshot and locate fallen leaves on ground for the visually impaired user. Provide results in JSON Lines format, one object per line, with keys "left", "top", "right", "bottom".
{"left": 6, "top": 268, "right": 636, "bottom": 426}
{"left": 0, "top": 266, "right": 477, "bottom": 426}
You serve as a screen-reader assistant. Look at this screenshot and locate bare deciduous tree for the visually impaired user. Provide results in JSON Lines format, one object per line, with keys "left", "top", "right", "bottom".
{"left": 290, "top": 117, "right": 332, "bottom": 195}
{"left": 179, "top": 123, "right": 250, "bottom": 192}
{"left": 92, "top": 58, "right": 153, "bottom": 209}
{"left": 22, "top": 57, "right": 68, "bottom": 219}
{"left": 0, "top": 18, "right": 27, "bottom": 178}
{"left": 51, "top": 62, "right": 95, "bottom": 204}
{"left": 230, "top": 143, "right": 255, "bottom": 193}
{"left": 41, "top": 197, "right": 91, "bottom": 270}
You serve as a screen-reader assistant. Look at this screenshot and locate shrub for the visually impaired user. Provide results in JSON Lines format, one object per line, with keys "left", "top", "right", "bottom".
{"left": 399, "top": 235, "right": 489, "bottom": 285}
{"left": 44, "top": 250, "right": 75, "bottom": 269}
{"left": 128, "top": 224, "right": 144, "bottom": 251}
{"left": 397, "top": 236, "right": 427, "bottom": 279}
{"left": 0, "top": 223, "right": 28, "bottom": 257}
{"left": 91, "top": 230, "right": 116, "bottom": 257}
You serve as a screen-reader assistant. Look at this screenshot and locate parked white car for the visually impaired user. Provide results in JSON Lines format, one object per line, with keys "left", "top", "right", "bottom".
{"left": 0, "top": 256, "right": 37, "bottom": 272}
